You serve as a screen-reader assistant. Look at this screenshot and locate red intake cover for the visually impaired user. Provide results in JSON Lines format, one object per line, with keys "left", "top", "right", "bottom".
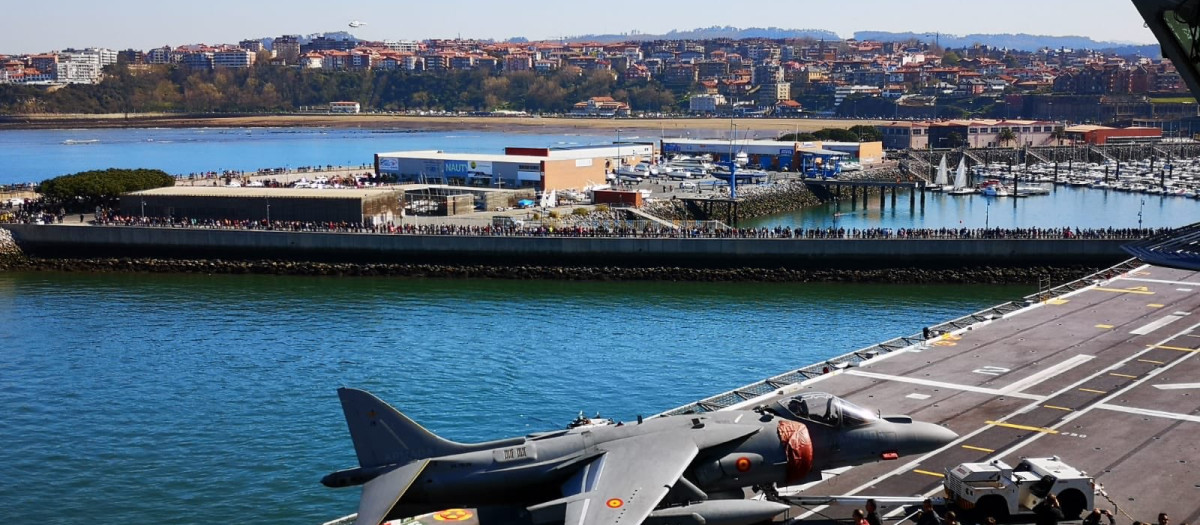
{"left": 776, "top": 420, "right": 814, "bottom": 484}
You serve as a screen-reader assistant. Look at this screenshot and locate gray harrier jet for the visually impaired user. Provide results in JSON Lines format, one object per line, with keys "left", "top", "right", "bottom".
{"left": 323, "top": 388, "right": 957, "bottom": 525}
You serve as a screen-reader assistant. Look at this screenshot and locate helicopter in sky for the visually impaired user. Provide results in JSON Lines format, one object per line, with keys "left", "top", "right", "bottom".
{"left": 349, "top": 20, "right": 366, "bottom": 28}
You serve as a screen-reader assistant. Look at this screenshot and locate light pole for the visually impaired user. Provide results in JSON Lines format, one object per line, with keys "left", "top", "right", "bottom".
{"left": 616, "top": 128, "right": 622, "bottom": 177}
{"left": 985, "top": 198, "right": 990, "bottom": 229}
{"left": 727, "top": 120, "right": 739, "bottom": 200}
{"left": 266, "top": 198, "right": 271, "bottom": 226}
{"left": 1138, "top": 198, "right": 1145, "bottom": 230}
{"left": 140, "top": 199, "right": 145, "bottom": 220}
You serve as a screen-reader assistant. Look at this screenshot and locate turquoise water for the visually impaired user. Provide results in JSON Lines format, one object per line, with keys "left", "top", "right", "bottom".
{"left": 0, "top": 272, "right": 1030, "bottom": 524}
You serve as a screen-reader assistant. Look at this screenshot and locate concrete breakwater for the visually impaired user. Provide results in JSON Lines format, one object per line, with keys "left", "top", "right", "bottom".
{"left": 1, "top": 224, "right": 1130, "bottom": 282}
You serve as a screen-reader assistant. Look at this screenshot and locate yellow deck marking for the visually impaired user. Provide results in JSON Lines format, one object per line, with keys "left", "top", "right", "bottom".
{"left": 913, "top": 469, "right": 945, "bottom": 478}
{"left": 1094, "top": 287, "right": 1155, "bottom": 295}
{"left": 1138, "top": 359, "right": 1166, "bottom": 365}
{"left": 962, "top": 445, "right": 995, "bottom": 453}
{"left": 1151, "top": 345, "right": 1199, "bottom": 353}
{"left": 986, "top": 421, "right": 1060, "bottom": 434}
{"left": 1110, "top": 372, "right": 1139, "bottom": 379}
{"left": 1043, "top": 405, "right": 1073, "bottom": 411}
{"left": 1096, "top": 324, "right": 1114, "bottom": 329}
{"left": 1148, "top": 304, "right": 1165, "bottom": 308}
{"left": 1046, "top": 298, "right": 1069, "bottom": 305}
{"left": 1079, "top": 388, "right": 1108, "bottom": 394}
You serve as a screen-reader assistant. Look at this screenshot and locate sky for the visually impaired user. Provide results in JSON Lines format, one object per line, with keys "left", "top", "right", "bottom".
{"left": 2, "top": 0, "right": 1157, "bottom": 55}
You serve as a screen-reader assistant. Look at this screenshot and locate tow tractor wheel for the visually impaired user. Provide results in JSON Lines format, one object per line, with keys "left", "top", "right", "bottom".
{"left": 975, "top": 495, "right": 1009, "bottom": 522}
{"left": 1057, "top": 489, "right": 1087, "bottom": 519}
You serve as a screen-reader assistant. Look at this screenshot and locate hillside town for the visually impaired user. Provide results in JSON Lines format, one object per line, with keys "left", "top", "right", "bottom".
{"left": 1, "top": 33, "right": 1194, "bottom": 130}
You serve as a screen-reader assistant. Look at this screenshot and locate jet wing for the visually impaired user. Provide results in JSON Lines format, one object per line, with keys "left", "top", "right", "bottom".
{"left": 357, "top": 459, "right": 430, "bottom": 525}
{"left": 531, "top": 433, "right": 699, "bottom": 525}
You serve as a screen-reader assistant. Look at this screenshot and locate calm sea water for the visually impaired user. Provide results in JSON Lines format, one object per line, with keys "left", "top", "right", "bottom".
{"left": 744, "top": 186, "right": 1200, "bottom": 230}
{"left": 0, "top": 272, "right": 1030, "bottom": 524}
{"left": 0, "top": 128, "right": 611, "bottom": 184}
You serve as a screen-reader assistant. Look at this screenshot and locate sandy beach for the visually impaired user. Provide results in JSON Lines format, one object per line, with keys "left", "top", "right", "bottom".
{"left": 0, "top": 113, "right": 889, "bottom": 138}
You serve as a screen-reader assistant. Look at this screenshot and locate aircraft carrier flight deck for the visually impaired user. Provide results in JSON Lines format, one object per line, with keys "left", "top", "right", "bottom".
{"left": 742, "top": 260, "right": 1200, "bottom": 524}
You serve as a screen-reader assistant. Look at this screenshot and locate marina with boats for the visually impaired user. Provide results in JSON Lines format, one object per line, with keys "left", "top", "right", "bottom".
{"left": 919, "top": 144, "right": 1200, "bottom": 200}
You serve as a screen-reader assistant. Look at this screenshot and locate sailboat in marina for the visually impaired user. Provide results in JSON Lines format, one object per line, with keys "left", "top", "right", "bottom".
{"left": 946, "top": 156, "right": 977, "bottom": 195}
{"left": 931, "top": 155, "right": 950, "bottom": 192}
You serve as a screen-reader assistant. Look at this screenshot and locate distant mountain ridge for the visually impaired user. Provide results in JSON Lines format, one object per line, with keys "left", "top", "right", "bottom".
{"left": 565, "top": 26, "right": 839, "bottom": 43}
{"left": 854, "top": 31, "right": 1159, "bottom": 56}
{"left": 563, "top": 26, "right": 1158, "bottom": 56}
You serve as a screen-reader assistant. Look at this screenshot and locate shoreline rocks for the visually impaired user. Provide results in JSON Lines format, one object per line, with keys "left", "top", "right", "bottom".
{"left": 0, "top": 254, "right": 1099, "bottom": 284}
{"left": 648, "top": 181, "right": 825, "bottom": 223}
{"left": 0, "top": 228, "right": 29, "bottom": 271}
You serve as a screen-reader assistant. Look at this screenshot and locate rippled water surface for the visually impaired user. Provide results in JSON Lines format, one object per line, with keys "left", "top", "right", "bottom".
{"left": 0, "top": 272, "right": 1030, "bottom": 524}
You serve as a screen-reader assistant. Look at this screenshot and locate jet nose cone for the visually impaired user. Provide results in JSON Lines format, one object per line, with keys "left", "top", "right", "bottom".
{"left": 904, "top": 422, "right": 958, "bottom": 453}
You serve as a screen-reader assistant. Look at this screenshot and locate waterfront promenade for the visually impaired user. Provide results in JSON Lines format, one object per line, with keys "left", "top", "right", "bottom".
{"left": 83, "top": 216, "right": 1161, "bottom": 241}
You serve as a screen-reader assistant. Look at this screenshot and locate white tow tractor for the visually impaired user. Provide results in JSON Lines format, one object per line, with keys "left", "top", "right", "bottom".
{"left": 943, "top": 456, "right": 1095, "bottom": 520}
{"left": 777, "top": 457, "right": 1095, "bottom": 520}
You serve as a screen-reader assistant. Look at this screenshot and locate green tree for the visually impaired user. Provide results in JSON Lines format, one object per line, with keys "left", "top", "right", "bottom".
{"left": 998, "top": 128, "right": 1017, "bottom": 147}
{"left": 848, "top": 125, "right": 883, "bottom": 142}
{"left": 38, "top": 168, "right": 175, "bottom": 211}
{"left": 813, "top": 128, "right": 861, "bottom": 142}
{"left": 941, "top": 50, "right": 961, "bottom": 66}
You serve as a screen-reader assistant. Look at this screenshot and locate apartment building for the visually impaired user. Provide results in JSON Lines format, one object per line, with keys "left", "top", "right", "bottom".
{"left": 213, "top": 49, "right": 255, "bottom": 69}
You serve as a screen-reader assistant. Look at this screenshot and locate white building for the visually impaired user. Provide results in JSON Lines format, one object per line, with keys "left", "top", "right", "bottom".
{"left": 330, "top": 101, "right": 361, "bottom": 113}
{"left": 834, "top": 85, "right": 882, "bottom": 107}
{"left": 213, "top": 49, "right": 255, "bottom": 69}
{"left": 383, "top": 40, "right": 421, "bottom": 53}
{"left": 51, "top": 48, "right": 117, "bottom": 84}
{"left": 689, "top": 94, "right": 726, "bottom": 113}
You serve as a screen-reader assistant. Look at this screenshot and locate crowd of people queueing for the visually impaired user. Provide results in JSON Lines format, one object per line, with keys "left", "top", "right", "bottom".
{"left": 78, "top": 212, "right": 1168, "bottom": 241}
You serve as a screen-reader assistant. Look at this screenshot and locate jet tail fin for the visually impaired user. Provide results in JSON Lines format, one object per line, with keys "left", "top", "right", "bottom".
{"left": 338, "top": 387, "right": 470, "bottom": 468}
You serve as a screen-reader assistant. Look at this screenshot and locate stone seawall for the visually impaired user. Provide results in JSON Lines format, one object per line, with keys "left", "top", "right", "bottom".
{"left": 0, "top": 255, "right": 1099, "bottom": 284}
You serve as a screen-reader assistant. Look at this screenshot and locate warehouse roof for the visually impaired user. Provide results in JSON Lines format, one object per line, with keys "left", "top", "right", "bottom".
{"left": 377, "top": 151, "right": 550, "bottom": 164}
{"left": 126, "top": 186, "right": 399, "bottom": 199}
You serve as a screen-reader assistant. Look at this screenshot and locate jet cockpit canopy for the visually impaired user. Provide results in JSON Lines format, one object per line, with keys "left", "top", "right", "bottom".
{"left": 777, "top": 392, "right": 879, "bottom": 428}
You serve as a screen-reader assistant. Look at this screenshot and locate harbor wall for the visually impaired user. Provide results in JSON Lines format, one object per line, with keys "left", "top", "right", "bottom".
{"left": 3, "top": 224, "right": 1130, "bottom": 269}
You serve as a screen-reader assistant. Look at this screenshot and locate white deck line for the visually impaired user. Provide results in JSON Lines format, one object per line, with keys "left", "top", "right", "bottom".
{"left": 1130, "top": 314, "right": 1184, "bottom": 335}
{"left": 1117, "top": 277, "right": 1200, "bottom": 287}
{"left": 1095, "top": 403, "right": 1200, "bottom": 424}
{"left": 999, "top": 354, "right": 1096, "bottom": 394}
{"left": 1153, "top": 382, "right": 1200, "bottom": 390}
{"left": 844, "top": 370, "right": 1045, "bottom": 401}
